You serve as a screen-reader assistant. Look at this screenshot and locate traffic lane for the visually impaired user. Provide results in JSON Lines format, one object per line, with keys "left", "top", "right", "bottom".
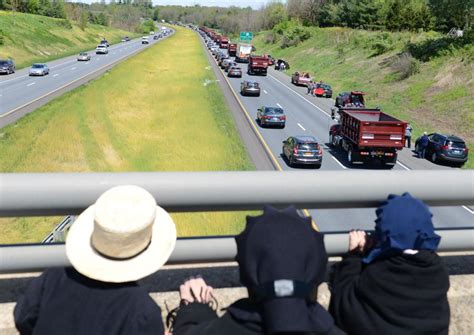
{"left": 0, "top": 38, "right": 144, "bottom": 86}
{"left": 0, "top": 40, "right": 143, "bottom": 88}
{"left": 0, "top": 37, "right": 166, "bottom": 115}
{"left": 268, "top": 68, "right": 457, "bottom": 171}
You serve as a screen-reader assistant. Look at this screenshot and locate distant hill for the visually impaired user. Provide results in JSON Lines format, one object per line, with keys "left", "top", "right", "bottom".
{"left": 253, "top": 27, "right": 473, "bottom": 168}
{"left": 0, "top": 11, "right": 136, "bottom": 68}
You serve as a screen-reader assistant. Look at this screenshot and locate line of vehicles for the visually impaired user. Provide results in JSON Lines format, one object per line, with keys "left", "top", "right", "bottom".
{"left": 199, "top": 26, "right": 469, "bottom": 168}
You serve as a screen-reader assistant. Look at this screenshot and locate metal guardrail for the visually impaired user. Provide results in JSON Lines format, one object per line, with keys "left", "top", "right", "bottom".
{"left": 0, "top": 170, "right": 473, "bottom": 273}
{"left": 0, "top": 170, "right": 473, "bottom": 216}
{"left": 1, "top": 229, "right": 473, "bottom": 274}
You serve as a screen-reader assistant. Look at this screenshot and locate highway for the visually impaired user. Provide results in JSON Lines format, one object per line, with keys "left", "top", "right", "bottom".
{"left": 200, "top": 34, "right": 473, "bottom": 232}
{"left": 0, "top": 31, "right": 172, "bottom": 124}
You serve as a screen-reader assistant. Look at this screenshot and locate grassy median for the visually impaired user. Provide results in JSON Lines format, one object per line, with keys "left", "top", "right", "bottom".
{"left": 0, "top": 26, "right": 254, "bottom": 243}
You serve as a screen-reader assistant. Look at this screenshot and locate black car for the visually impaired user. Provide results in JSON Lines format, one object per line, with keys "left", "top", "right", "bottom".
{"left": 100, "top": 39, "right": 110, "bottom": 47}
{"left": 257, "top": 106, "right": 286, "bottom": 128}
{"left": 282, "top": 136, "right": 323, "bottom": 168}
{"left": 415, "top": 133, "right": 469, "bottom": 167}
{"left": 0, "top": 59, "right": 15, "bottom": 74}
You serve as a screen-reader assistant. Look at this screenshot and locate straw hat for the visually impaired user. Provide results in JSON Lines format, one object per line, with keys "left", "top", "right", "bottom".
{"left": 66, "top": 185, "right": 177, "bottom": 283}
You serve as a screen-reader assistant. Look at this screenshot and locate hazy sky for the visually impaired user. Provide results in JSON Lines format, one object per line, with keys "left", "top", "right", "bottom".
{"left": 75, "top": 1, "right": 283, "bottom": 9}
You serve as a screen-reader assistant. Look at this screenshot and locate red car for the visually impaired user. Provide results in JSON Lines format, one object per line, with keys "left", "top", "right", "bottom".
{"left": 313, "top": 83, "right": 333, "bottom": 98}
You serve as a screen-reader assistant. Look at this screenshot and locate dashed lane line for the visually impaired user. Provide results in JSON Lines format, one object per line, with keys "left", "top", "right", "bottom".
{"left": 276, "top": 103, "right": 283, "bottom": 108}
{"left": 26, "top": 82, "right": 35, "bottom": 87}
{"left": 263, "top": 89, "right": 268, "bottom": 94}
{"left": 52, "top": 74, "right": 59, "bottom": 77}
{"left": 297, "top": 123, "right": 306, "bottom": 131}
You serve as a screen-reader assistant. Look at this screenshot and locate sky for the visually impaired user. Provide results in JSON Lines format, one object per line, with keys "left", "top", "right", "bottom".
{"left": 75, "top": 1, "right": 283, "bottom": 9}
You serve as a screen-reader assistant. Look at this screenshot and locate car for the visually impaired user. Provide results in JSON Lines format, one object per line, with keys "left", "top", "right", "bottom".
{"left": 96, "top": 44, "right": 108, "bottom": 54}
{"left": 153, "top": 35, "right": 159, "bottom": 40}
{"left": 141, "top": 36, "right": 149, "bottom": 44}
{"left": 228, "top": 66, "right": 242, "bottom": 78}
{"left": 225, "top": 61, "right": 238, "bottom": 72}
{"left": 0, "top": 59, "right": 15, "bottom": 74}
{"left": 257, "top": 106, "right": 286, "bottom": 128}
{"left": 29, "top": 63, "right": 49, "bottom": 76}
{"left": 149, "top": 31, "right": 155, "bottom": 35}
{"left": 240, "top": 81, "right": 261, "bottom": 96}
{"left": 77, "top": 52, "right": 91, "bottom": 61}
{"left": 282, "top": 136, "right": 323, "bottom": 168}
{"left": 210, "top": 47, "right": 219, "bottom": 55}
{"left": 218, "top": 54, "right": 229, "bottom": 67}
{"left": 415, "top": 133, "right": 469, "bottom": 167}
{"left": 100, "top": 39, "right": 109, "bottom": 47}
{"left": 121, "top": 36, "right": 130, "bottom": 42}
{"left": 314, "top": 83, "right": 333, "bottom": 98}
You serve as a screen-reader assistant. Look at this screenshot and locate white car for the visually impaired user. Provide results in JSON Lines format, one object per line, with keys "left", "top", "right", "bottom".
{"left": 95, "top": 45, "right": 108, "bottom": 54}
{"left": 141, "top": 36, "right": 149, "bottom": 44}
{"left": 149, "top": 31, "right": 155, "bottom": 35}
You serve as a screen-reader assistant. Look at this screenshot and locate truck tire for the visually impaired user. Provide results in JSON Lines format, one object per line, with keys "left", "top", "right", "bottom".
{"left": 329, "top": 133, "right": 337, "bottom": 147}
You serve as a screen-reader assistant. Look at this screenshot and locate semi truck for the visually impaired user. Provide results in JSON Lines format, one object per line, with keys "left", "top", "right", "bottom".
{"left": 228, "top": 43, "right": 237, "bottom": 56}
{"left": 235, "top": 43, "right": 253, "bottom": 63}
{"left": 220, "top": 36, "right": 229, "bottom": 49}
{"left": 329, "top": 108, "right": 407, "bottom": 167}
{"left": 247, "top": 55, "right": 269, "bottom": 76}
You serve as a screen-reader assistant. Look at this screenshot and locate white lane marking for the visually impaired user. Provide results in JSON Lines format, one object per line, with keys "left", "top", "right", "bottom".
{"left": 269, "top": 74, "right": 331, "bottom": 117}
{"left": 263, "top": 89, "right": 268, "bottom": 94}
{"left": 71, "top": 67, "right": 76, "bottom": 70}
{"left": 105, "top": 54, "right": 109, "bottom": 57}
{"left": 26, "top": 82, "right": 35, "bottom": 87}
{"left": 462, "top": 206, "right": 474, "bottom": 214}
{"left": 53, "top": 74, "right": 59, "bottom": 77}
{"left": 297, "top": 123, "right": 306, "bottom": 131}
{"left": 331, "top": 156, "right": 347, "bottom": 169}
{"left": 396, "top": 160, "right": 410, "bottom": 170}
{"left": 276, "top": 103, "right": 283, "bottom": 108}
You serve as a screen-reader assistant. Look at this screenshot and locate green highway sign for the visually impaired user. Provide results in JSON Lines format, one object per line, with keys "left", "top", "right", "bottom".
{"left": 240, "top": 31, "right": 253, "bottom": 41}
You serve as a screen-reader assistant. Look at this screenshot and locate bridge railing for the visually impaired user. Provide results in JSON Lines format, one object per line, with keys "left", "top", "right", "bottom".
{"left": 1, "top": 170, "right": 473, "bottom": 273}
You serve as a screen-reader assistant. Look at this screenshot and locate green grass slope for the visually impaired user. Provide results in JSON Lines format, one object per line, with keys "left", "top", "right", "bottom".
{"left": 0, "top": 11, "right": 137, "bottom": 69}
{"left": 254, "top": 28, "right": 473, "bottom": 168}
{"left": 0, "top": 26, "right": 254, "bottom": 243}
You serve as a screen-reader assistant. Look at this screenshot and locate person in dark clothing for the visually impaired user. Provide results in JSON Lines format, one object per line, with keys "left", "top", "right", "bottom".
{"left": 169, "top": 206, "right": 345, "bottom": 335}
{"left": 14, "top": 185, "right": 177, "bottom": 335}
{"left": 328, "top": 193, "right": 450, "bottom": 335}
{"left": 418, "top": 131, "right": 429, "bottom": 158}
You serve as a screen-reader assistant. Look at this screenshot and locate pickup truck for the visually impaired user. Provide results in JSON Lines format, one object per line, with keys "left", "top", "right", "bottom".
{"left": 329, "top": 108, "right": 407, "bottom": 167}
{"left": 291, "top": 72, "right": 311, "bottom": 86}
{"left": 247, "top": 55, "right": 269, "bottom": 76}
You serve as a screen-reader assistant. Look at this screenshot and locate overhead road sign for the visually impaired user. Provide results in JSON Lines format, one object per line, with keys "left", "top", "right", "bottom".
{"left": 240, "top": 31, "right": 253, "bottom": 41}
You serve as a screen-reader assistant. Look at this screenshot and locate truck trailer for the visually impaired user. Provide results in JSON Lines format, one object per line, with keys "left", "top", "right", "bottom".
{"left": 329, "top": 108, "right": 407, "bottom": 167}
{"left": 247, "top": 55, "right": 269, "bottom": 76}
{"left": 235, "top": 43, "right": 253, "bottom": 63}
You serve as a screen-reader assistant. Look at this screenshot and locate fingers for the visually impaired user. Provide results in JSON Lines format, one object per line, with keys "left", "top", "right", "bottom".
{"left": 349, "top": 230, "right": 367, "bottom": 253}
{"left": 179, "top": 277, "right": 212, "bottom": 304}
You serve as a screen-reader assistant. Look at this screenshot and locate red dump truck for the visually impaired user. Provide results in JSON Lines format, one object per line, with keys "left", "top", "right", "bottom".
{"left": 220, "top": 36, "right": 229, "bottom": 49}
{"left": 228, "top": 43, "right": 237, "bottom": 56}
{"left": 247, "top": 55, "right": 269, "bottom": 76}
{"left": 329, "top": 108, "right": 407, "bottom": 167}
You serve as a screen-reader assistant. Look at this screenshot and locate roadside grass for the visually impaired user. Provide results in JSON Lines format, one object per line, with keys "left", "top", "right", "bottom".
{"left": 0, "top": 11, "right": 137, "bottom": 69}
{"left": 0, "top": 26, "right": 254, "bottom": 244}
{"left": 254, "top": 27, "right": 473, "bottom": 168}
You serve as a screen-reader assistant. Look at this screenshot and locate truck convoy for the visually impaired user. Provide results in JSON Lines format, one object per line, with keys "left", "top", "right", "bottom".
{"left": 329, "top": 108, "right": 407, "bottom": 167}
{"left": 228, "top": 43, "right": 237, "bottom": 57}
{"left": 247, "top": 55, "right": 269, "bottom": 76}
{"left": 235, "top": 43, "right": 253, "bottom": 63}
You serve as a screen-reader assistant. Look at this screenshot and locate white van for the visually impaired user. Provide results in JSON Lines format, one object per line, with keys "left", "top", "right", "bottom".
{"left": 141, "top": 36, "right": 149, "bottom": 44}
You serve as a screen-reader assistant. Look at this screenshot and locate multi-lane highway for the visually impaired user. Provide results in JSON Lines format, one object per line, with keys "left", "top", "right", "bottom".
{"left": 0, "top": 31, "right": 173, "bottom": 126}
{"left": 200, "top": 34, "right": 473, "bottom": 232}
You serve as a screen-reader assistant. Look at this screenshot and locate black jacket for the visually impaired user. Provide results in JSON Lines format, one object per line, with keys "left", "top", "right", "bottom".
{"left": 172, "top": 298, "right": 345, "bottom": 335}
{"left": 328, "top": 251, "right": 450, "bottom": 335}
{"left": 14, "top": 267, "right": 164, "bottom": 335}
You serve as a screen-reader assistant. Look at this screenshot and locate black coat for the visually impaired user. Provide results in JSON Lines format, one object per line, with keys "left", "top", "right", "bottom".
{"left": 14, "top": 267, "right": 164, "bottom": 335}
{"left": 172, "top": 298, "right": 345, "bottom": 335}
{"left": 328, "top": 251, "right": 450, "bottom": 335}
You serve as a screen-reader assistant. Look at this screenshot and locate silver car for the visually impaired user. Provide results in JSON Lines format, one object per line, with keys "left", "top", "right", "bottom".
{"left": 29, "top": 63, "right": 49, "bottom": 76}
{"left": 77, "top": 52, "right": 91, "bottom": 61}
{"left": 257, "top": 106, "right": 286, "bottom": 128}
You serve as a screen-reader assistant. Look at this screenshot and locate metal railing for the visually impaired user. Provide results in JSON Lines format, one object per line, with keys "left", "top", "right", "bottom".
{"left": 1, "top": 170, "right": 473, "bottom": 273}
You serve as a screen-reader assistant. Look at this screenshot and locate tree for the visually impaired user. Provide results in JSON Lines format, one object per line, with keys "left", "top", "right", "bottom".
{"left": 79, "top": 10, "right": 88, "bottom": 30}
{"left": 429, "top": 0, "right": 472, "bottom": 31}
{"left": 27, "top": 0, "right": 40, "bottom": 14}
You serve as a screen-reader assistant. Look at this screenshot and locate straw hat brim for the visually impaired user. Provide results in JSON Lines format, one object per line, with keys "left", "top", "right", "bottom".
{"left": 66, "top": 205, "right": 176, "bottom": 283}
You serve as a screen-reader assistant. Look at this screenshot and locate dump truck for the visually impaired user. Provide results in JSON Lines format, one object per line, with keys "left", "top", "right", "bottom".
{"left": 329, "top": 108, "right": 407, "bottom": 167}
{"left": 228, "top": 43, "right": 237, "bottom": 57}
{"left": 247, "top": 55, "right": 269, "bottom": 76}
{"left": 220, "top": 36, "right": 229, "bottom": 49}
{"left": 291, "top": 72, "right": 312, "bottom": 86}
{"left": 235, "top": 43, "right": 253, "bottom": 63}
